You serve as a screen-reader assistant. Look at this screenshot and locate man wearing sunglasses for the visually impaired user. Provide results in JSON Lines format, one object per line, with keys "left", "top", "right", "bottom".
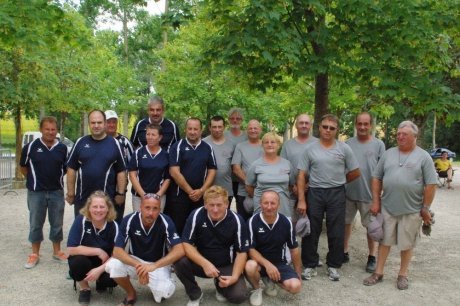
{"left": 297, "top": 114, "right": 360, "bottom": 282}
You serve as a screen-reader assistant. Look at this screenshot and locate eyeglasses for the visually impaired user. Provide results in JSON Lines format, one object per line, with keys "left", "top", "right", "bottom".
{"left": 144, "top": 193, "right": 160, "bottom": 200}
{"left": 321, "top": 125, "right": 337, "bottom": 131}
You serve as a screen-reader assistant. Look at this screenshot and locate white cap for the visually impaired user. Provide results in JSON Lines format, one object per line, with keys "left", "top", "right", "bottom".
{"left": 105, "top": 110, "right": 118, "bottom": 120}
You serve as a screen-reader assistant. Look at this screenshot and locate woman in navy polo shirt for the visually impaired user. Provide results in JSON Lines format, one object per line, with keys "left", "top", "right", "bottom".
{"left": 128, "top": 124, "right": 170, "bottom": 212}
{"left": 67, "top": 191, "right": 119, "bottom": 305}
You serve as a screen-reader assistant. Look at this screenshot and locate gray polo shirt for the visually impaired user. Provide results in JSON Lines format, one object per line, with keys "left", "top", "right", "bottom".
{"left": 203, "top": 136, "right": 235, "bottom": 196}
{"left": 246, "top": 157, "right": 296, "bottom": 217}
{"left": 280, "top": 136, "right": 318, "bottom": 177}
{"left": 224, "top": 130, "right": 248, "bottom": 145}
{"left": 298, "top": 140, "right": 359, "bottom": 188}
{"left": 231, "top": 141, "right": 263, "bottom": 196}
{"left": 373, "top": 146, "right": 437, "bottom": 216}
{"left": 345, "top": 137, "right": 385, "bottom": 202}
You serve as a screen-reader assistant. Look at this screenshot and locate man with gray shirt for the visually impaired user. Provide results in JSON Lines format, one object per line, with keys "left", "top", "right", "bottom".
{"left": 204, "top": 115, "right": 236, "bottom": 202}
{"left": 231, "top": 119, "right": 263, "bottom": 220}
{"left": 344, "top": 112, "right": 385, "bottom": 272}
{"left": 297, "top": 114, "right": 360, "bottom": 281}
{"left": 363, "top": 120, "right": 437, "bottom": 290}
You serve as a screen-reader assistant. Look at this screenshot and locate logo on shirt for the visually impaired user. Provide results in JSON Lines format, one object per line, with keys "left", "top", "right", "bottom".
{"left": 185, "top": 147, "right": 190, "bottom": 151}
{"left": 258, "top": 227, "right": 265, "bottom": 233}
{"left": 142, "top": 154, "right": 148, "bottom": 159}
{"left": 84, "top": 144, "right": 90, "bottom": 148}
{"left": 135, "top": 230, "right": 141, "bottom": 236}
{"left": 202, "top": 222, "right": 207, "bottom": 228}
{"left": 86, "top": 228, "right": 92, "bottom": 234}
{"left": 244, "top": 239, "right": 249, "bottom": 246}
{"left": 37, "top": 148, "right": 43, "bottom": 153}
{"left": 172, "top": 233, "right": 180, "bottom": 239}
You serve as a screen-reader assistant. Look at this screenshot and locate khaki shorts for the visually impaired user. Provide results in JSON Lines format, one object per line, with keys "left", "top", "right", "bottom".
{"left": 381, "top": 207, "right": 422, "bottom": 251}
{"left": 345, "top": 199, "right": 371, "bottom": 226}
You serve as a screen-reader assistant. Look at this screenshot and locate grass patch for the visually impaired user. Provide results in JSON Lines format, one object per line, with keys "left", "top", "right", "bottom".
{"left": 0, "top": 117, "right": 39, "bottom": 147}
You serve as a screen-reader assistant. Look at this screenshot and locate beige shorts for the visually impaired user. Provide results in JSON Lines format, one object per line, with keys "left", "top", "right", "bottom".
{"left": 381, "top": 207, "right": 422, "bottom": 251}
{"left": 345, "top": 199, "right": 371, "bottom": 226}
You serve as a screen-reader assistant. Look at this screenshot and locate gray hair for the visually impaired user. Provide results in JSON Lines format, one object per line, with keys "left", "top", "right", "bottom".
{"left": 398, "top": 120, "right": 418, "bottom": 137}
{"left": 228, "top": 107, "right": 244, "bottom": 118}
{"left": 148, "top": 95, "right": 164, "bottom": 106}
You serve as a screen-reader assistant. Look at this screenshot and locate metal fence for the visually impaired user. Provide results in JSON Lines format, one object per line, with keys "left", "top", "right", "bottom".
{"left": 0, "top": 148, "right": 14, "bottom": 194}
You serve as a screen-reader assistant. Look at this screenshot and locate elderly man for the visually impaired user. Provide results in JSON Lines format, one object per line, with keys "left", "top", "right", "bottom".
{"left": 231, "top": 119, "right": 263, "bottom": 220}
{"left": 66, "top": 110, "right": 127, "bottom": 219}
{"left": 363, "top": 120, "right": 437, "bottom": 290}
{"left": 344, "top": 112, "right": 385, "bottom": 272}
{"left": 105, "top": 110, "right": 134, "bottom": 223}
{"left": 165, "top": 118, "right": 217, "bottom": 234}
{"left": 130, "top": 95, "right": 180, "bottom": 151}
{"left": 203, "top": 115, "right": 236, "bottom": 202}
{"left": 20, "top": 116, "right": 68, "bottom": 268}
{"left": 105, "top": 194, "right": 184, "bottom": 304}
{"left": 245, "top": 191, "right": 302, "bottom": 306}
{"left": 174, "top": 186, "right": 249, "bottom": 306}
{"left": 297, "top": 114, "right": 360, "bottom": 281}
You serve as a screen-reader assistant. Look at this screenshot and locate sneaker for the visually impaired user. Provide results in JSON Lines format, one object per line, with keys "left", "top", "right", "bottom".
{"left": 24, "top": 253, "right": 39, "bottom": 269}
{"left": 53, "top": 251, "right": 68, "bottom": 263}
{"left": 317, "top": 260, "right": 323, "bottom": 267}
{"left": 215, "top": 291, "right": 227, "bottom": 302}
{"left": 301, "top": 267, "right": 317, "bottom": 280}
{"left": 327, "top": 267, "right": 340, "bottom": 281}
{"left": 343, "top": 252, "right": 350, "bottom": 264}
{"left": 249, "top": 288, "right": 263, "bottom": 306}
{"left": 262, "top": 277, "right": 278, "bottom": 297}
{"left": 78, "top": 289, "right": 91, "bottom": 305}
{"left": 366, "top": 255, "right": 377, "bottom": 273}
{"left": 186, "top": 292, "right": 203, "bottom": 306}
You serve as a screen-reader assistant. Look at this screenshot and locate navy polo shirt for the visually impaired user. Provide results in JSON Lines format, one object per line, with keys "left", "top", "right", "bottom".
{"left": 66, "top": 135, "right": 126, "bottom": 205}
{"left": 182, "top": 207, "right": 250, "bottom": 267}
{"left": 130, "top": 117, "right": 180, "bottom": 151}
{"left": 247, "top": 213, "right": 298, "bottom": 264}
{"left": 128, "top": 147, "right": 170, "bottom": 196}
{"left": 67, "top": 215, "right": 119, "bottom": 256}
{"left": 115, "top": 134, "right": 134, "bottom": 163}
{"left": 20, "top": 138, "right": 67, "bottom": 191}
{"left": 169, "top": 139, "right": 217, "bottom": 196}
{"left": 115, "top": 212, "right": 182, "bottom": 262}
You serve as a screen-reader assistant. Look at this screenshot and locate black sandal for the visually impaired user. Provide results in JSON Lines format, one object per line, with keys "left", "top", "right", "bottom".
{"left": 118, "top": 297, "right": 136, "bottom": 306}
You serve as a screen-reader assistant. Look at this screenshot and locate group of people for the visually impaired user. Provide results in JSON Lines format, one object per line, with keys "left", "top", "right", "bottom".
{"left": 20, "top": 96, "right": 439, "bottom": 306}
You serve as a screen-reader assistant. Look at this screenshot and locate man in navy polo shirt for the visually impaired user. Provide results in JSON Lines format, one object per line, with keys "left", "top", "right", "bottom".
{"left": 245, "top": 191, "right": 302, "bottom": 306}
{"left": 174, "top": 186, "right": 249, "bottom": 306}
{"left": 105, "top": 194, "right": 184, "bottom": 304}
{"left": 66, "top": 110, "right": 127, "bottom": 218}
{"left": 130, "top": 96, "right": 180, "bottom": 151}
{"left": 165, "top": 118, "right": 217, "bottom": 234}
{"left": 20, "top": 116, "right": 68, "bottom": 269}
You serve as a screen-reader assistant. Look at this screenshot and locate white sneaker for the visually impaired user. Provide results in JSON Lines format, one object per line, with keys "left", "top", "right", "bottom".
{"left": 301, "top": 267, "right": 317, "bottom": 280}
{"left": 327, "top": 267, "right": 340, "bottom": 281}
{"left": 186, "top": 292, "right": 203, "bottom": 306}
{"left": 262, "top": 277, "right": 278, "bottom": 297}
{"left": 215, "top": 291, "right": 227, "bottom": 302}
{"left": 249, "top": 288, "right": 263, "bottom": 306}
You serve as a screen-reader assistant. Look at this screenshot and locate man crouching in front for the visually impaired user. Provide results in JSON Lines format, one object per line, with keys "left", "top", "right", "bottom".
{"left": 105, "top": 193, "right": 184, "bottom": 306}
{"left": 175, "top": 185, "right": 249, "bottom": 305}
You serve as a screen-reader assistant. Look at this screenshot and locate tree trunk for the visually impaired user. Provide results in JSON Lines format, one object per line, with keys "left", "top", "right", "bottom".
{"left": 313, "top": 73, "right": 329, "bottom": 136}
{"left": 14, "top": 106, "right": 23, "bottom": 180}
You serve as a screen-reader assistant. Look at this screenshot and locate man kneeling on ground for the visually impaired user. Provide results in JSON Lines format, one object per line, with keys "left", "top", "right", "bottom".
{"left": 245, "top": 190, "right": 302, "bottom": 306}
{"left": 105, "top": 193, "right": 184, "bottom": 305}
{"left": 175, "top": 185, "right": 249, "bottom": 305}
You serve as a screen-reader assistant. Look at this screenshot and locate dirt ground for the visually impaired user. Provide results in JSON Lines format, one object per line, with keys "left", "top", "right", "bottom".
{"left": 1, "top": 171, "right": 458, "bottom": 306}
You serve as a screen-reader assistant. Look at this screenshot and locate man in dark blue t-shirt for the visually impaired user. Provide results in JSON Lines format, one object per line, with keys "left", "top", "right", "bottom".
{"left": 174, "top": 186, "right": 249, "bottom": 305}
{"left": 130, "top": 96, "right": 180, "bottom": 151}
{"left": 165, "top": 118, "right": 217, "bottom": 235}
{"left": 245, "top": 191, "right": 302, "bottom": 306}
{"left": 66, "top": 110, "right": 127, "bottom": 218}
{"left": 20, "top": 116, "right": 68, "bottom": 269}
{"left": 105, "top": 194, "right": 184, "bottom": 304}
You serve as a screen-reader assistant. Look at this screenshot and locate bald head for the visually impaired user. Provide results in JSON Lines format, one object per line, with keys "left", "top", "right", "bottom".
{"left": 247, "top": 120, "right": 262, "bottom": 142}
{"left": 296, "top": 114, "right": 312, "bottom": 137}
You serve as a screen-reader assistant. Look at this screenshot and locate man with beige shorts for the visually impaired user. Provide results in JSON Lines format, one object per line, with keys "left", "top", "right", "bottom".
{"left": 363, "top": 120, "right": 437, "bottom": 290}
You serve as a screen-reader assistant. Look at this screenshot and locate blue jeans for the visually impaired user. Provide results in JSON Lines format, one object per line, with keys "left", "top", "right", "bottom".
{"left": 27, "top": 190, "right": 65, "bottom": 243}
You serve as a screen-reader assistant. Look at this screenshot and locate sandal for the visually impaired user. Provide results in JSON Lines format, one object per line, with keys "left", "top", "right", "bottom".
{"left": 363, "top": 273, "right": 383, "bottom": 286}
{"left": 118, "top": 297, "right": 137, "bottom": 306}
{"left": 397, "top": 275, "right": 409, "bottom": 290}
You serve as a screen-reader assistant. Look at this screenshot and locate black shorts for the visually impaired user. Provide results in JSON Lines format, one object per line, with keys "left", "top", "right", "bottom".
{"left": 260, "top": 263, "right": 299, "bottom": 282}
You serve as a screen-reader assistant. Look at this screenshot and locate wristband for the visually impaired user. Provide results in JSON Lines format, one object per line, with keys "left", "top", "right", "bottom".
{"left": 115, "top": 191, "right": 125, "bottom": 196}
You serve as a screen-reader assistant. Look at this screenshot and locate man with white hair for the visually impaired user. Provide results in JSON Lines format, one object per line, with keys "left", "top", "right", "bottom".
{"left": 363, "top": 120, "right": 437, "bottom": 290}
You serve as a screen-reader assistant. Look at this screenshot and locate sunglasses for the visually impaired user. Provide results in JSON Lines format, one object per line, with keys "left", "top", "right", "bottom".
{"left": 321, "top": 125, "right": 337, "bottom": 131}
{"left": 144, "top": 193, "right": 160, "bottom": 200}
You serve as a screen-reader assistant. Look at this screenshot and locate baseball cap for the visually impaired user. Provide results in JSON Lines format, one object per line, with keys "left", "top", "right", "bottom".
{"left": 105, "top": 110, "right": 118, "bottom": 120}
{"left": 243, "top": 197, "right": 254, "bottom": 214}
{"left": 367, "top": 213, "right": 384, "bottom": 242}
{"left": 295, "top": 215, "right": 311, "bottom": 237}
